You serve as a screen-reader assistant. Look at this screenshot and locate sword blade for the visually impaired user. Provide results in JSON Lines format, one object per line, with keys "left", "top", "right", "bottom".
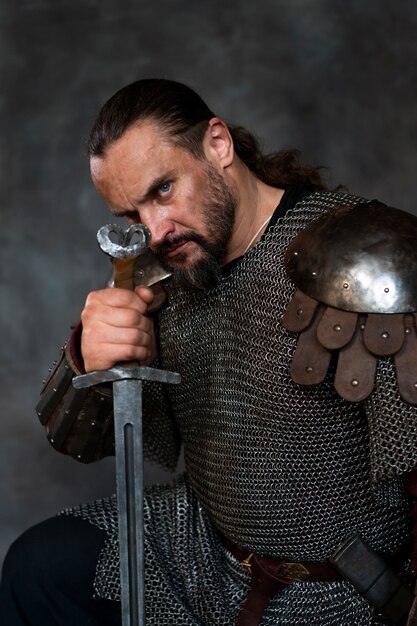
{"left": 113, "top": 378, "right": 145, "bottom": 626}
{"left": 73, "top": 364, "right": 181, "bottom": 625}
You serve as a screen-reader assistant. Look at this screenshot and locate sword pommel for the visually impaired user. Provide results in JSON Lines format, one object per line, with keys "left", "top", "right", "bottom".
{"left": 97, "top": 223, "right": 150, "bottom": 259}
{"left": 97, "top": 223, "right": 171, "bottom": 291}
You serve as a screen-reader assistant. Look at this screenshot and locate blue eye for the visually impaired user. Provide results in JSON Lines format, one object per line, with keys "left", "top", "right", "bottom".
{"left": 159, "top": 182, "right": 171, "bottom": 194}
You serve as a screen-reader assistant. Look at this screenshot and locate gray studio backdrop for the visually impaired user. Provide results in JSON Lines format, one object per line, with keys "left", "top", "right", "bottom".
{"left": 1, "top": 0, "right": 417, "bottom": 568}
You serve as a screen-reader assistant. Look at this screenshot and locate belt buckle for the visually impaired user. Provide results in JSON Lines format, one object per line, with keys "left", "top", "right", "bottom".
{"left": 280, "top": 562, "right": 310, "bottom": 581}
{"left": 241, "top": 553, "right": 254, "bottom": 573}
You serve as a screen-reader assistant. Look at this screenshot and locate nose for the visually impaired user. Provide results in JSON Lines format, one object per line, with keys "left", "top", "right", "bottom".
{"left": 139, "top": 208, "right": 175, "bottom": 248}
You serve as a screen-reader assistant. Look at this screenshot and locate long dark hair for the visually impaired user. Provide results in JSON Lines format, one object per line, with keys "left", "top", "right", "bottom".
{"left": 88, "top": 78, "right": 328, "bottom": 191}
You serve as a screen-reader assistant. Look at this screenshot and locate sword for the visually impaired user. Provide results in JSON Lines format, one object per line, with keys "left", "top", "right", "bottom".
{"left": 73, "top": 223, "right": 180, "bottom": 626}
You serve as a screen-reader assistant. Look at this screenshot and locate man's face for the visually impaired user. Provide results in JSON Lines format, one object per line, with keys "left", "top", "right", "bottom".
{"left": 91, "top": 119, "right": 237, "bottom": 290}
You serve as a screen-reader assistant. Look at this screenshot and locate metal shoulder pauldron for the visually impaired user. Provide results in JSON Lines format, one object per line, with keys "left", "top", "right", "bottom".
{"left": 282, "top": 200, "right": 417, "bottom": 404}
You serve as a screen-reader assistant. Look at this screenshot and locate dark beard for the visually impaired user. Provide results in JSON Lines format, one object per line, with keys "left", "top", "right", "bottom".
{"left": 154, "top": 164, "right": 236, "bottom": 290}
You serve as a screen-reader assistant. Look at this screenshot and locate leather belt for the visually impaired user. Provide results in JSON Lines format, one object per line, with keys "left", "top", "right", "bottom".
{"left": 221, "top": 534, "right": 344, "bottom": 626}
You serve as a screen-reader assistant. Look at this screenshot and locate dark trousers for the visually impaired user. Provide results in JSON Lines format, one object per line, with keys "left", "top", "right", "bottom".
{"left": 0, "top": 514, "right": 122, "bottom": 626}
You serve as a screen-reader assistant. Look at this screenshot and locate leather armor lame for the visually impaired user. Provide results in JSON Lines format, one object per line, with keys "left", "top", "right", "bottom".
{"left": 36, "top": 344, "right": 114, "bottom": 463}
{"left": 283, "top": 200, "right": 417, "bottom": 404}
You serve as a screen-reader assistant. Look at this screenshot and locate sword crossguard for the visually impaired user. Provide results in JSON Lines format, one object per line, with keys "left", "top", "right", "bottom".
{"left": 97, "top": 223, "right": 151, "bottom": 259}
{"left": 73, "top": 366, "right": 181, "bottom": 389}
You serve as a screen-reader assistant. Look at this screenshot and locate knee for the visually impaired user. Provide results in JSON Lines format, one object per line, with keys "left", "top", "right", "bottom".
{"left": 2, "top": 516, "right": 64, "bottom": 590}
{"left": 2, "top": 514, "right": 105, "bottom": 594}
{"left": 0, "top": 522, "right": 47, "bottom": 605}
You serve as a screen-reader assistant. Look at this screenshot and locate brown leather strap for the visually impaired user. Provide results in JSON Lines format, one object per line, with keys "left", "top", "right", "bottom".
{"left": 236, "top": 557, "right": 288, "bottom": 626}
{"left": 221, "top": 535, "right": 343, "bottom": 626}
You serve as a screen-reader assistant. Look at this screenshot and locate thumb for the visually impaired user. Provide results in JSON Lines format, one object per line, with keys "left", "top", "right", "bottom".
{"left": 134, "top": 285, "right": 155, "bottom": 306}
{"left": 135, "top": 284, "right": 167, "bottom": 312}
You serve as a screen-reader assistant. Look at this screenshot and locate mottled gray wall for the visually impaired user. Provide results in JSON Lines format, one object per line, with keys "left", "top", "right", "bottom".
{"left": 1, "top": 0, "right": 417, "bottom": 567}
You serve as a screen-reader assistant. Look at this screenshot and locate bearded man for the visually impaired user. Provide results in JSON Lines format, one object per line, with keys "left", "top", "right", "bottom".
{"left": 1, "top": 79, "right": 417, "bottom": 626}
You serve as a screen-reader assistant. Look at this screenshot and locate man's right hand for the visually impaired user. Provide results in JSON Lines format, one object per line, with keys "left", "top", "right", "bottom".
{"left": 80, "top": 285, "right": 156, "bottom": 372}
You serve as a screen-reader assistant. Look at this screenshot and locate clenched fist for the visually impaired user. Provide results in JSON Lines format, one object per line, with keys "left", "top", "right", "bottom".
{"left": 80, "top": 285, "right": 157, "bottom": 372}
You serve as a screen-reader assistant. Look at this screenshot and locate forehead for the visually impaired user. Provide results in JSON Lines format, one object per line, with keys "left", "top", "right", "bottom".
{"left": 90, "top": 119, "right": 197, "bottom": 208}
{"left": 91, "top": 119, "right": 172, "bottom": 177}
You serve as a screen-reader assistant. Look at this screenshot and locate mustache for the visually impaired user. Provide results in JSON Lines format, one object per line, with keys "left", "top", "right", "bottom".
{"left": 153, "top": 231, "right": 207, "bottom": 256}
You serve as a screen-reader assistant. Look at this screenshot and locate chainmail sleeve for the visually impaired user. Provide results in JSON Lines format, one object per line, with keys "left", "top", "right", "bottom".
{"left": 365, "top": 356, "right": 417, "bottom": 484}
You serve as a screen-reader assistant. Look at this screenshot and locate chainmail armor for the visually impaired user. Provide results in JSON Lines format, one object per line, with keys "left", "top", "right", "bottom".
{"left": 65, "top": 475, "right": 392, "bottom": 625}
{"left": 63, "top": 191, "right": 416, "bottom": 624}
{"left": 365, "top": 356, "right": 417, "bottom": 482}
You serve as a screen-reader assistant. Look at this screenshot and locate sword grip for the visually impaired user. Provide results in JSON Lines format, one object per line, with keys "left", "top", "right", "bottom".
{"left": 113, "top": 257, "right": 137, "bottom": 290}
{"left": 112, "top": 253, "right": 167, "bottom": 312}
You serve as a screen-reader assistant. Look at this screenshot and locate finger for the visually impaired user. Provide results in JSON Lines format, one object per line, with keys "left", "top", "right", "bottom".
{"left": 85, "top": 288, "right": 150, "bottom": 314}
{"left": 134, "top": 286, "right": 155, "bottom": 306}
{"left": 82, "top": 323, "right": 152, "bottom": 349}
{"left": 82, "top": 303, "right": 152, "bottom": 331}
{"left": 148, "top": 283, "right": 167, "bottom": 312}
{"left": 83, "top": 343, "right": 153, "bottom": 372}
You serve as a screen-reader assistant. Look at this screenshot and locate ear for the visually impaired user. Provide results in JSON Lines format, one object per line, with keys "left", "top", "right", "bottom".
{"left": 202, "top": 118, "right": 234, "bottom": 169}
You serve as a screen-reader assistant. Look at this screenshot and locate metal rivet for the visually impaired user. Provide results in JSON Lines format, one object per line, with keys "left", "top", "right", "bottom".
{"left": 91, "top": 421, "right": 96, "bottom": 427}
{"left": 405, "top": 328, "right": 411, "bottom": 334}
{"left": 333, "top": 324, "right": 341, "bottom": 332}
{"left": 42, "top": 379, "right": 46, "bottom": 384}
{"left": 52, "top": 387, "right": 57, "bottom": 392}
{"left": 343, "top": 283, "right": 349, "bottom": 289}
{"left": 305, "top": 366, "right": 313, "bottom": 373}
{"left": 293, "top": 251, "right": 299, "bottom": 256}
{"left": 77, "top": 455, "right": 82, "bottom": 459}
{"left": 360, "top": 323, "right": 365, "bottom": 330}
{"left": 351, "top": 379, "right": 359, "bottom": 387}
{"left": 53, "top": 360, "right": 57, "bottom": 365}
{"left": 100, "top": 396, "right": 105, "bottom": 402}
{"left": 311, "top": 271, "right": 317, "bottom": 277}
{"left": 37, "top": 411, "right": 42, "bottom": 417}
{"left": 384, "top": 287, "right": 389, "bottom": 293}
{"left": 381, "top": 331, "right": 389, "bottom": 339}
{"left": 65, "top": 364, "right": 70, "bottom": 370}
{"left": 65, "top": 410, "right": 70, "bottom": 415}
{"left": 50, "top": 438, "right": 54, "bottom": 443}
{"left": 297, "top": 308, "right": 304, "bottom": 316}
